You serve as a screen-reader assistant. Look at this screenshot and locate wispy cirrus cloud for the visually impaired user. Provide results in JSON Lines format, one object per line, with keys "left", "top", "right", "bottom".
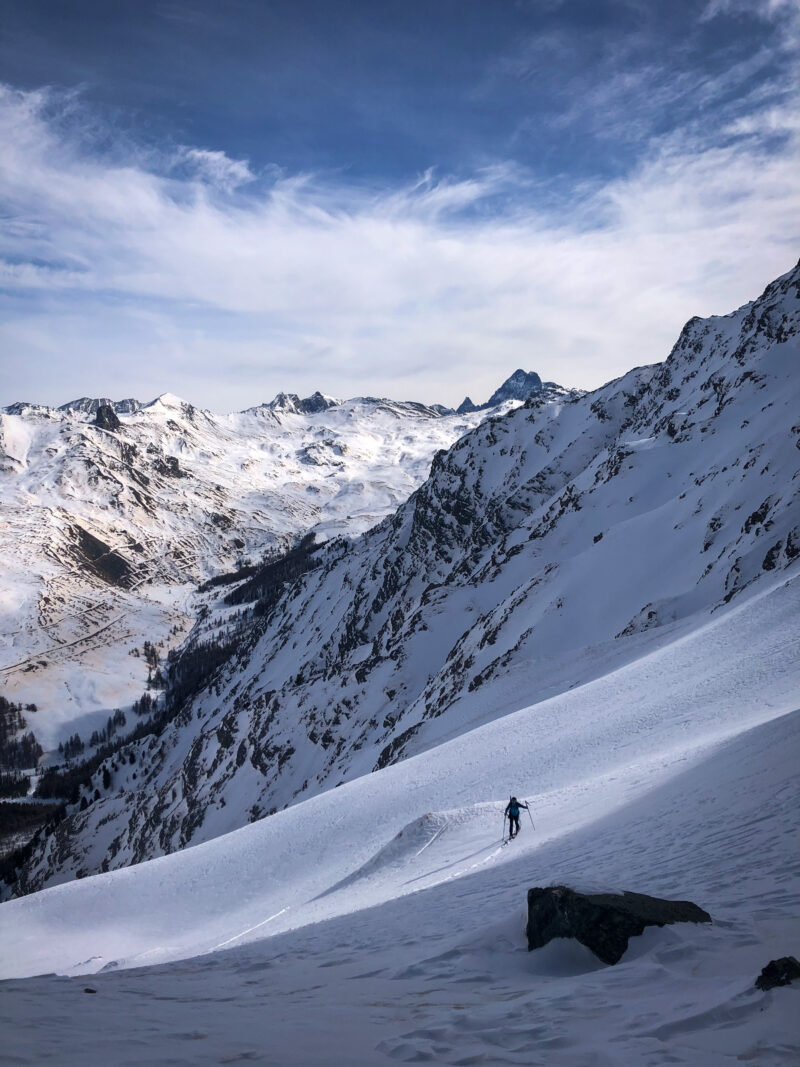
{"left": 0, "top": 80, "right": 797, "bottom": 411}
{"left": 174, "top": 147, "right": 255, "bottom": 191}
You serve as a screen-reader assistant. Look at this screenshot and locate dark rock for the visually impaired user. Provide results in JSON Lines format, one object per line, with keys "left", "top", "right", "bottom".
{"left": 69, "top": 524, "right": 133, "bottom": 588}
{"left": 153, "top": 454, "right": 186, "bottom": 478}
{"left": 457, "top": 371, "right": 546, "bottom": 415}
{"left": 755, "top": 956, "right": 800, "bottom": 991}
{"left": 486, "top": 369, "right": 543, "bottom": 408}
{"left": 298, "top": 391, "right": 339, "bottom": 414}
{"left": 526, "top": 885, "right": 712, "bottom": 964}
{"left": 59, "top": 397, "right": 140, "bottom": 415}
{"left": 267, "top": 391, "right": 339, "bottom": 414}
{"left": 94, "top": 405, "right": 121, "bottom": 432}
{"left": 60, "top": 396, "right": 113, "bottom": 415}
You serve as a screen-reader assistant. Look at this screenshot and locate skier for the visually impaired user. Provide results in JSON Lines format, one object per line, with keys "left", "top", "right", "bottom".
{"left": 504, "top": 796, "right": 529, "bottom": 839}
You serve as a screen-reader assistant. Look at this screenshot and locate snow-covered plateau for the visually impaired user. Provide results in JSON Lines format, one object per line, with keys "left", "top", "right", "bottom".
{"left": 1, "top": 262, "right": 799, "bottom": 1065}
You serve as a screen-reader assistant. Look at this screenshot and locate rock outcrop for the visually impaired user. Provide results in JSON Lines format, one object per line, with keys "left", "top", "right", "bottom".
{"left": 755, "top": 956, "right": 800, "bottom": 991}
{"left": 526, "top": 885, "right": 712, "bottom": 964}
{"left": 94, "top": 404, "right": 121, "bottom": 432}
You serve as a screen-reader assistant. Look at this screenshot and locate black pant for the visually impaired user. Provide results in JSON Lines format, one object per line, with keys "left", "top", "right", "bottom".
{"left": 509, "top": 815, "right": 520, "bottom": 836}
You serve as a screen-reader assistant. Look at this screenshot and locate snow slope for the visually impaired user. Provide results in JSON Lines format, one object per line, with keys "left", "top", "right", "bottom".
{"left": 1, "top": 263, "right": 799, "bottom": 1064}
{"left": 1, "top": 567, "right": 797, "bottom": 979}
{"left": 10, "top": 259, "right": 797, "bottom": 894}
{"left": 1, "top": 570, "right": 798, "bottom": 1064}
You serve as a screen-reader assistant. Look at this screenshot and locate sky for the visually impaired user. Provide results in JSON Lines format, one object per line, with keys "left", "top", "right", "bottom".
{"left": 0, "top": 0, "right": 798, "bottom": 411}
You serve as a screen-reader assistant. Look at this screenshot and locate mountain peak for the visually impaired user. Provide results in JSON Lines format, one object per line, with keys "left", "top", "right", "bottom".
{"left": 486, "top": 369, "right": 543, "bottom": 407}
{"left": 456, "top": 369, "right": 545, "bottom": 414}
{"left": 143, "top": 392, "right": 192, "bottom": 412}
{"left": 266, "top": 391, "right": 340, "bottom": 415}
{"left": 58, "top": 397, "right": 142, "bottom": 416}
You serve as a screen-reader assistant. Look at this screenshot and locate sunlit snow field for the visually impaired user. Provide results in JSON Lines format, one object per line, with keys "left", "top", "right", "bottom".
{"left": 2, "top": 570, "right": 798, "bottom": 1065}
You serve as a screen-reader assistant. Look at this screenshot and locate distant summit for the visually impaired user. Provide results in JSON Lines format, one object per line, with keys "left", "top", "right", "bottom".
{"left": 486, "top": 369, "right": 543, "bottom": 406}
{"left": 267, "top": 391, "right": 340, "bottom": 415}
{"left": 59, "top": 397, "right": 142, "bottom": 415}
{"left": 457, "top": 369, "right": 546, "bottom": 413}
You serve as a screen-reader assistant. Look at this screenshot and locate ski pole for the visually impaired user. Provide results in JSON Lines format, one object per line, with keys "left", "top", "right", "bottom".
{"left": 526, "top": 804, "right": 536, "bottom": 832}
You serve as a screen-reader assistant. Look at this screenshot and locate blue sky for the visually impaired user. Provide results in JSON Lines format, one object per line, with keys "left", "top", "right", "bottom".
{"left": 1, "top": 0, "right": 798, "bottom": 409}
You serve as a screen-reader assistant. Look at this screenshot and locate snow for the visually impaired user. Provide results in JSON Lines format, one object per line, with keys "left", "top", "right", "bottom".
{"left": 2, "top": 267, "right": 800, "bottom": 1062}
{"left": 7, "top": 260, "right": 798, "bottom": 895}
{"left": 1, "top": 571, "right": 798, "bottom": 1062}
{"left": 0, "top": 392, "right": 499, "bottom": 746}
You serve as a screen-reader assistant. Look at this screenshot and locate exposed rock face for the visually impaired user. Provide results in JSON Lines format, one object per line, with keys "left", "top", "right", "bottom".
{"left": 299, "top": 391, "right": 340, "bottom": 414}
{"left": 755, "top": 956, "right": 800, "bottom": 991}
{"left": 526, "top": 885, "right": 712, "bottom": 964}
{"left": 59, "top": 397, "right": 142, "bottom": 416}
{"left": 486, "top": 369, "right": 543, "bottom": 407}
{"left": 457, "top": 370, "right": 546, "bottom": 414}
{"left": 94, "top": 404, "right": 121, "bottom": 432}
{"left": 267, "top": 391, "right": 340, "bottom": 414}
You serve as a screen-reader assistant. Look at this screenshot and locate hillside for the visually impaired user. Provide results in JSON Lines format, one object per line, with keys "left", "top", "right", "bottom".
{"left": 0, "top": 390, "right": 515, "bottom": 751}
{"left": 6, "top": 260, "right": 798, "bottom": 897}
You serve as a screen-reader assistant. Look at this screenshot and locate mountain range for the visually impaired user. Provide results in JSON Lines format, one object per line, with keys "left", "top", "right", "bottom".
{"left": 0, "top": 374, "right": 563, "bottom": 757}
{"left": 3, "top": 261, "right": 797, "bottom": 899}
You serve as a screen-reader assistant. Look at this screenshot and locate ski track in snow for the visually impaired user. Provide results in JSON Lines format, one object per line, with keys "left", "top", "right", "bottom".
{"left": 1, "top": 571, "right": 799, "bottom": 1064}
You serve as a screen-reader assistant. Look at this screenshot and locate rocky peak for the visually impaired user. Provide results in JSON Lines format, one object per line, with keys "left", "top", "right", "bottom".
{"left": 486, "top": 369, "right": 543, "bottom": 407}
{"left": 58, "top": 397, "right": 142, "bottom": 416}
{"left": 267, "top": 391, "right": 340, "bottom": 415}
{"left": 456, "top": 369, "right": 545, "bottom": 414}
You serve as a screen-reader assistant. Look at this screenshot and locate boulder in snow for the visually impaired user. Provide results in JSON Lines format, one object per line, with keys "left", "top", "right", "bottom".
{"left": 755, "top": 956, "right": 800, "bottom": 991}
{"left": 526, "top": 885, "right": 712, "bottom": 964}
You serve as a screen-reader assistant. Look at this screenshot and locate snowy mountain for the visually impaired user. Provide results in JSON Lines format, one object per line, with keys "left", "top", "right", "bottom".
{"left": 57, "top": 397, "right": 143, "bottom": 416}
{"left": 1, "top": 264, "right": 799, "bottom": 1066}
{"left": 1, "top": 547, "right": 798, "bottom": 1065}
{"left": 265, "top": 390, "right": 340, "bottom": 414}
{"left": 457, "top": 367, "right": 565, "bottom": 412}
{"left": 0, "top": 388, "right": 532, "bottom": 756}
{"left": 6, "top": 260, "right": 798, "bottom": 899}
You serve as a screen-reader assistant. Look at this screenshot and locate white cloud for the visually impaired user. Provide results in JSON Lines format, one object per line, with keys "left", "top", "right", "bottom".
{"left": 0, "top": 83, "right": 798, "bottom": 410}
{"left": 175, "top": 147, "right": 255, "bottom": 191}
{"left": 700, "top": 0, "right": 798, "bottom": 21}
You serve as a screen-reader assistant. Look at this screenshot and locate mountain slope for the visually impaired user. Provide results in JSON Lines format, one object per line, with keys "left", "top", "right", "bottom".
{"left": 0, "top": 392, "right": 504, "bottom": 750}
{"left": 0, "top": 567, "right": 797, "bottom": 980}
{"left": 8, "top": 260, "right": 798, "bottom": 895}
